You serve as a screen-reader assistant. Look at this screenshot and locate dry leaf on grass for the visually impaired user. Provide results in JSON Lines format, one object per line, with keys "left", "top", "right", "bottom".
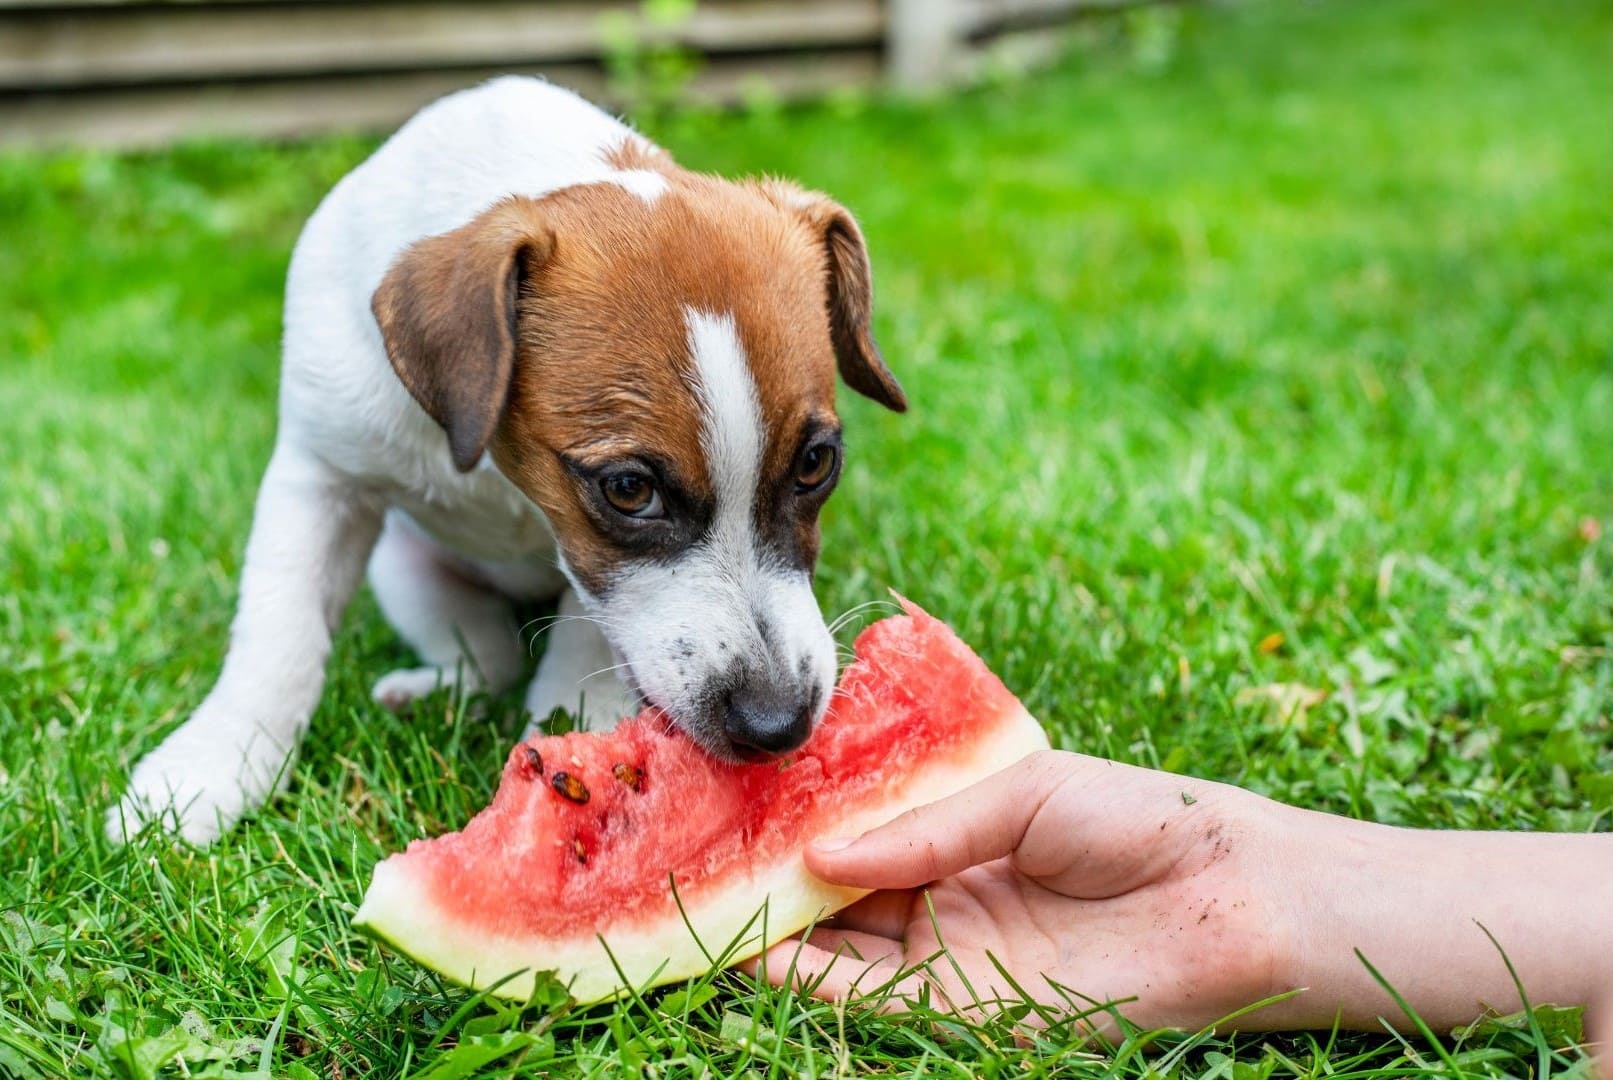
{"left": 1235, "top": 682, "right": 1329, "bottom": 728}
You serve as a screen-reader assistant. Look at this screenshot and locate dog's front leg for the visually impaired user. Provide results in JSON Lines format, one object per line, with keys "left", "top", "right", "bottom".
{"left": 107, "top": 446, "right": 382, "bottom": 844}
{"left": 522, "top": 589, "right": 641, "bottom": 738}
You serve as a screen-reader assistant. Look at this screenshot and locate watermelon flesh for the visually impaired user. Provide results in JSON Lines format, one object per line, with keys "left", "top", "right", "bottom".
{"left": 353, "top": 599, "right": 1048, "bottom": 1004}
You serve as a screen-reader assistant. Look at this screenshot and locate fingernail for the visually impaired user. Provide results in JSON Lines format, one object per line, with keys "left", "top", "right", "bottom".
{"left": 812, "top": 837, "right": 856, "bottom": 853}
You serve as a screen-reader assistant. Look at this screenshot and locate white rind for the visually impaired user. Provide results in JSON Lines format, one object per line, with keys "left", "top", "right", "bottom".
{"left": 354, "top": 703, "right": 1049, "bottom": 1004}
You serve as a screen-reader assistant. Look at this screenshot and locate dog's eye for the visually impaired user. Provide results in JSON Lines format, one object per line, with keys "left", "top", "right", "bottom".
{"left": 601, "top": 472, "right": 663, "bottom": 518}
{"left": 797, "top": 444, "right": 838, "bottom": 493}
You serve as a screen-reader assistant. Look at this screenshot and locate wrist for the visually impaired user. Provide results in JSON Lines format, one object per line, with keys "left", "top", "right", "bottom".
{"left": 1256, "top": 812, "right": 1613, "bottom": 1033}
{"left": 1231, "top": 796, "right": 1368, "bottom": 1027}
{"left": 1268, "top": 808, "right": 1404, "bottom": 1027}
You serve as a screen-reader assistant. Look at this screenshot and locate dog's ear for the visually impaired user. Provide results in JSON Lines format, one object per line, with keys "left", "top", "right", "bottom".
{"left": 759, "top": 182, "right": 906, "bottom": 412}
{"left": 372, "top": 198, "right": 555, "bottom": 472}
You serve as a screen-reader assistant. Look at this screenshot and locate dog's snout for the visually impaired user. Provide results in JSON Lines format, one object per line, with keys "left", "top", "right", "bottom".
{"left": 723, "top": 690, "right": 814, "bottom": 758}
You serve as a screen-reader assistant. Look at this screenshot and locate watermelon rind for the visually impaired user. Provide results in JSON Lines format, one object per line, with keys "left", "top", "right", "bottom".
{"left": 352, "top": 702, "right": 1048, "bottom": 1005}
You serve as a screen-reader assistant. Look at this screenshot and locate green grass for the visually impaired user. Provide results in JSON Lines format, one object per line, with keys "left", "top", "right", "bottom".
{"left": 3, "top": 0, "right": 1611, "bottom": 1074}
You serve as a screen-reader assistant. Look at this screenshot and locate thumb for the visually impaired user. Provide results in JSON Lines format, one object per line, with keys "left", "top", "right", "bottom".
{"left": 805, "top": 749, "right": 1069, "bottom": 890}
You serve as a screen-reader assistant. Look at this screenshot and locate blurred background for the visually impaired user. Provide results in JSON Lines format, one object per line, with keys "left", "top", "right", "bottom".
{"left": 3, "top": 0, "right": 1144, "bottom": 147}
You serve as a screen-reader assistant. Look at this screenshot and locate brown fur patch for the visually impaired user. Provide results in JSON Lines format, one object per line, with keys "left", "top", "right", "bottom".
{"left": 491, "top": 171, "right": 846, "bottom": 590}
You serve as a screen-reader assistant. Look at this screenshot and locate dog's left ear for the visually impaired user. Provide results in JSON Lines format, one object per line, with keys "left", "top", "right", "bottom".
{"left": 372, "top": 197, "right": 555, "bottom": 472}
{"left": 759, "top": 182, "right": 906, "bottom": 412}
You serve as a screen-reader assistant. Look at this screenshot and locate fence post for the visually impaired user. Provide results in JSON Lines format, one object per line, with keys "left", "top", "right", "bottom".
{"left": 887, "top": 0, "right": 963, "bottom": 91}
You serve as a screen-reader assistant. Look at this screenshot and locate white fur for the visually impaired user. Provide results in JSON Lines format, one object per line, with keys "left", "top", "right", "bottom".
{"left": 686, "top": 309, "right": 765, "bottom": 519}
{"left": 366, "top": 510, "right": 527, "bottom": 706}
{"left": 109, "top": 79, "right": 705, "bottom": 844}
{"left": 686, "top": 314, "right": 837, "bottom": 730}
{"left": 683, "top": 310, "right": 835, "bottom": 729}
{"left": 522, "top": 590, "right": 643, "bottom": 734}
{"left": 611, "top": 168, "right": 669, "bottom": 203}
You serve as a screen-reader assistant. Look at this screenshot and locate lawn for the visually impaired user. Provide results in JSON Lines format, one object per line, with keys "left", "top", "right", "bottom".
{"left": 3, "top": 0, "right": 1611, "bottom": 1075}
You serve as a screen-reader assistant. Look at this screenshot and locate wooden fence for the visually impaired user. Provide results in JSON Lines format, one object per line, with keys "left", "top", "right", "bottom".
{"left": 0, "top": 0, "right": 1151, "bottom": 148}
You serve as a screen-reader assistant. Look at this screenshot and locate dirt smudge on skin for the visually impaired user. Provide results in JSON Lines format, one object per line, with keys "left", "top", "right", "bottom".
{"left": 1202, "top": 822, "right": 1233, "bottom": 865}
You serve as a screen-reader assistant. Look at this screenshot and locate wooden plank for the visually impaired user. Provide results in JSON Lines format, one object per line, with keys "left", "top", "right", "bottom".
{"left": 961, "top": 0, "right": 1150, "bottom": 38}
{"left": 0, "top": 64, "right": 596, "bottom": 147}
{"left": 0, "top": 0, "right": 883, "bottom": 90}
{"left": 0, "top": 50, "right": 882, "bottom": 148}
{"left": 0, "top": 1, "right": 280, "bottom": 8}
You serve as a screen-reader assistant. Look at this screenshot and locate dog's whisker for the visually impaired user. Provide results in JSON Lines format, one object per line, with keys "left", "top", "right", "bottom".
{"left": 519, "top": 612, "right": 626, "bottom": 639}
{"left": 520, "top": 613, "right": 632, "bottom": 659}
{"left": 826, "top": 603, "right": 880, "bottom": 634}
{"left": 577, "top": 660, "right": 635, "bottom": 684}
{"left": 827, "top": 598, "right": 902, "bottom": 636}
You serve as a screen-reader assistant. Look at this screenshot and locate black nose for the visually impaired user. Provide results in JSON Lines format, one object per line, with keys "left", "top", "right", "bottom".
{"left": 724, "top": 694, "right": 814, "bottom": 758}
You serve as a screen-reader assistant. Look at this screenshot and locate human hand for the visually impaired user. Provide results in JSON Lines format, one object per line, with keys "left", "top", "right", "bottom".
{"left": 747, "top": 750, "right": 1302, "bottom": 1034}
{"left": 749, "top": 748, "right": 1613, "bottom": 1070}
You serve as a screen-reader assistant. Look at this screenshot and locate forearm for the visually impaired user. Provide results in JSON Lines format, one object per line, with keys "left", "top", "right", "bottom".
{"left": 1260, "top": 807, "right": 1613, "bottom": 1033}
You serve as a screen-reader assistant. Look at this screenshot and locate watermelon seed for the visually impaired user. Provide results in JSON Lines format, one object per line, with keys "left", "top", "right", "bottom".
{"left": 551, "top": 771, "right": 590, "bottom": 804}
{"left": 612, "top": 763, "right": 645, "bottom": 792}
{"left": 572, "top": 837, "right": 587, "bottom": 864}
{"left": 522, "top": 746, "right": 544, "bottom": 776}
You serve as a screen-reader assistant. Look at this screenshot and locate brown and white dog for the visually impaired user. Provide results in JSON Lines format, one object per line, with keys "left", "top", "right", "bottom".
{"left": 109, "top": 77, "right": 904, "bottom": 844}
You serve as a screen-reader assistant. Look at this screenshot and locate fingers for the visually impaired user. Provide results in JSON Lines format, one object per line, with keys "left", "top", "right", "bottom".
{"left": 822, "top": 889, "right": 917, "bottom": 940}
{"left": 809, "top": 750, "right": 1238, "bottom": 898}
{"left": 742, "top": 932, "right": 916, "bottom": 1004}
{"left": 742, "top": 931, "right": 1028, "bottom": 1023}
{"left": 804, "top": 750, "right": 1072, "bottom": 890}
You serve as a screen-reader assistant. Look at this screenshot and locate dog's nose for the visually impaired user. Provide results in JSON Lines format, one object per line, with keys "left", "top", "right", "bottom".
{"left": 723, "top": 693, "right": 813, "bottom": 758}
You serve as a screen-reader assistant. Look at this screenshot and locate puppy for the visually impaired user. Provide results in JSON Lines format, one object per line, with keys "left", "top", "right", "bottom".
{"left": 109, "top": 77, "right": 904, "bottom": 844}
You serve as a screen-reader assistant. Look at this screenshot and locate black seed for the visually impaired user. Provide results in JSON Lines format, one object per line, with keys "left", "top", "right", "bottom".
{"left": 522, "top": 746, "right": 544, "bottom": 776}
{"left": 612, "top": 763, "right": 645, "bottom": 792}
{"left": 551, "top": 771, "right": 589, "bottom": 804}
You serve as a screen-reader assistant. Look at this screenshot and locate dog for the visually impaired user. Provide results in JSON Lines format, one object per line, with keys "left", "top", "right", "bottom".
{"left": 108, "top": 77, "right": 905, "bottom": 844}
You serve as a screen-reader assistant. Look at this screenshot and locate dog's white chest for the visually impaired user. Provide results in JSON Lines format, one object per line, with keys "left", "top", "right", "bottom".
{"left": 390, "top": 463, "right": 561, "bottom": 575}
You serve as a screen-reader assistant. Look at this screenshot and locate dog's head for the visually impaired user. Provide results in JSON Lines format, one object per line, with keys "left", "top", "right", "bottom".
{"left": 372, "top": 141, "right": 904, "bottom": 761}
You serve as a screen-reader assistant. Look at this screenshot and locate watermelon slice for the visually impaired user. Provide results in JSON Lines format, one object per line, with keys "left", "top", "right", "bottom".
{"left": 353, "top": 599, "right": 1047, "bottom": 1004}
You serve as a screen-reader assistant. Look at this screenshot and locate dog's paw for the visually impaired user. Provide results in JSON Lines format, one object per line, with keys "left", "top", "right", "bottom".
{"left": 106, "top": 711, "right": 296, "bottom": 846}
{"left": 521, "top": 672, "right": 640, "bottom": 739}
{"left": 371, "top": 666, "right": 472, "bottom": 711}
